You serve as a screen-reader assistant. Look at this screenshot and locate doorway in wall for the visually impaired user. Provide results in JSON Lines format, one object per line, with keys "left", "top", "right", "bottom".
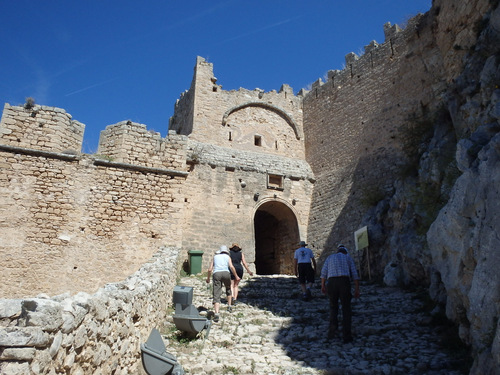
{"left": 254, "top": 201, "right": 300, "bottom": 275}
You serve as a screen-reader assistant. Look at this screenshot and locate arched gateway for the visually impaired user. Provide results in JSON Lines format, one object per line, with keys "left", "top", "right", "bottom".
{"left": 253, "top": 200, "right": 300, "bottom": 275}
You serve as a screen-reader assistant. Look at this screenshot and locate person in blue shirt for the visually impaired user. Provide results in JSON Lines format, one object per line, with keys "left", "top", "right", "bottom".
{"left": 321, "top": 244, "right": 360, "bottom": 343}
{"left": 294, "top": 241, "right": 317, "bottom": 301}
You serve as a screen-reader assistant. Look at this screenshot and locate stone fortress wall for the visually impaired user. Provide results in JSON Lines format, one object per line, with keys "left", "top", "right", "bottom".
{"left": 0, "top": 60, "right": 316, "bottom": 373}
{"left": 1, "top": 0, "right": 499, "bottom": 372}
{"left": 170, "top": 57, "right": 314, "bottom": 273}
{"left": 0, "top": 104, "right": 85, "bottom": 154}
{"left": 303, "top": 0, "right": 494, "bottom": 262}
{"left": 303, "top": 11, "right": 446, "bottom": 258}
{"left": 0, "top": 104, "right": 189, "bottom": 298}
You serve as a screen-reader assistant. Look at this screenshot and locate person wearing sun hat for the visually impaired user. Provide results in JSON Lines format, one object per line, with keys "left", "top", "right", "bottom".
{"left": 229, "top": 243, "right": 253, "bottom": 305}
{"left": 206, "top": 245, "right": 240, "bottom": 322}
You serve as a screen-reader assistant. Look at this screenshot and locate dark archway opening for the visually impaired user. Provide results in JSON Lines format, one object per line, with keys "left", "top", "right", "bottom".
{"left": 254, "top": 201, "right": 300, "bottom": 275}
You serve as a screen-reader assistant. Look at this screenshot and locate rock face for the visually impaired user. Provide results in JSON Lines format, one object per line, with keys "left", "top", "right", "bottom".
{"left": 365, "top": 3, "right": 500, "bottom": 373}
{"left": 428, "top": 132, "right": 500, "bottom": 374}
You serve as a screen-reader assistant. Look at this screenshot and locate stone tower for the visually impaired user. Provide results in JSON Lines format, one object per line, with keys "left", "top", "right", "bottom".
{"left": 170, "top": 56, "right": 315, "bottom": 274}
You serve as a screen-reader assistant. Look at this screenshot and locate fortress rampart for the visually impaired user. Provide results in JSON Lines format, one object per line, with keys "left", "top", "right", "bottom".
{"left": 2, "top": 0, "right": 499, "bottom": 372}
{"left": 303, "top": 9, "right": 451, "bottom": 259}
{"left": 97, "top": 122, "right": 186, "bottom": 170}
{"left": 0, "top": 104, "right": 85, "bottom": 154}
{"left": 168, "top": 57, "right": 314, "bottom": 273}
{"left": 0, "top": 104, "right": 189, "bottom": 298}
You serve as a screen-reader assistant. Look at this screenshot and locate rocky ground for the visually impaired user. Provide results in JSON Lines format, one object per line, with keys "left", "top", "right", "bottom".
{"left": 151, "top": 274, "right": 471, "bottom": 375}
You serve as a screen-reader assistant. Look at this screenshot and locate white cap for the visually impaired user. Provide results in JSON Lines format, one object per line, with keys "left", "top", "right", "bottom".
{"left": 218, "top": 245, "right": 229, "bottom": 254}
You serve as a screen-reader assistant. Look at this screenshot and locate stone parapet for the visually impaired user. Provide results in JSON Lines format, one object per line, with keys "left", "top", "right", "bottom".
{"left": 0, "top": 246, "right": 180, "bottom": 375}
{"left": 97, "top": 123, "right": 188, "bottom": 170}
{"left": 187, "top": 140, "right": 314, "bottom": 181}
{"left": 0, "top": 104, "right": 84, "bottom": 154}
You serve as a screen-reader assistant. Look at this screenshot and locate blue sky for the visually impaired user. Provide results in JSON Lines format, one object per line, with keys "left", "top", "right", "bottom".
{"left": 0, "top": 1, "right": 431, "bottom": 153}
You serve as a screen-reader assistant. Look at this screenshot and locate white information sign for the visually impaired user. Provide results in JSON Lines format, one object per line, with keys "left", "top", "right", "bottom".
{"left": 354, "top": 226, "right": 369, "bottom": 251}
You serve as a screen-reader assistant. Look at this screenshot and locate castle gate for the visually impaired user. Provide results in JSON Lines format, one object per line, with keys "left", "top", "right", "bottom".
{"left": 253, "top": 200, "right": 300, "bottom": 275}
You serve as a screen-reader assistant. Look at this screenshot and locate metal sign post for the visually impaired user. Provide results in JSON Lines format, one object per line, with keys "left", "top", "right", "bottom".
{"left": 354, "top": 226, "right": 370, "bottom": 280}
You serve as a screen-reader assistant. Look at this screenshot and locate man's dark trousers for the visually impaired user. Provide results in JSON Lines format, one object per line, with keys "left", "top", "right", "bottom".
{"left": 327, "top": 276, "right": 352, "bottom": 340}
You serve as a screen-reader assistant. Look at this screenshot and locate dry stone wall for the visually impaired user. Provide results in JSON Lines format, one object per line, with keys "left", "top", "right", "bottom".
{"left": 0, "top": 246, "right": 179, "bottom": 375}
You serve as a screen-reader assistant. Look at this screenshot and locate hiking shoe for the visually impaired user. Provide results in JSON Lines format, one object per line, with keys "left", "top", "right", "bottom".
{"left": 343, "top": 335, "right": 353, "bottom": 344}
{"left": 233, "top": 299, "right": 238, "bottom": 306}
{"left": 227, "top": 306, "right": 233, "bottom": 313}
{"left": 327, "top": 327, "right": 337, "bottom": 340}
{"left": 306, "top": 288, "right": 312, "bottom": 298}
{"left": 213, "top": 314, "right": 219, "bottom": 323}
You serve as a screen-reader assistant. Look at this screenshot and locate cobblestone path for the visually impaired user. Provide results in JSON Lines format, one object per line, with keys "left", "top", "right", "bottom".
{"left": 155, "top": 275, "right": 470, "bottom": 375}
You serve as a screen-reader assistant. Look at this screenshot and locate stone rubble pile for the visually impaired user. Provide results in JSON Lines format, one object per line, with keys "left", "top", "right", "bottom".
{"left": 160, "top": 274, "right": 470, "bottom": 375}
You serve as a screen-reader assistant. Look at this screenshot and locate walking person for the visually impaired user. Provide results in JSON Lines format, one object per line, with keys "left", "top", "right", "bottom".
{"left": 294, "top": 241, "right": 317, "bottom": 301}
{"left": 321, "top": 244, "right": 360, "bottom": 343}
{"left": 206, "top": 245, "right": 240, "bottom": 322}
{"left": 229, "top": 243, "right": 253, "bottom": 305}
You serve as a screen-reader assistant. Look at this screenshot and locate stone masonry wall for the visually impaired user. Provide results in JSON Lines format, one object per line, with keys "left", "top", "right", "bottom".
{"left": 170, "top": 57, "right": 314, "bottom": 272}
{"left": 0, "top": 246, "right": 180, "bottom": 375}
{"left": 181, "top": 139, "right": 315, "bottom": 272}
{"left": 303, "top": 12, "right": 447, "bottom": 260}
{"left": 0, "top": 104, "right": 85, "bottom": 154}
{"left": 170, "top": 57, "right": 305, "bottom": 159}
{"left": 0, "top": 105, "right": 188, "bottom": 298}
{"left": 98, "top": 122, "right": 187, "bottom": 170}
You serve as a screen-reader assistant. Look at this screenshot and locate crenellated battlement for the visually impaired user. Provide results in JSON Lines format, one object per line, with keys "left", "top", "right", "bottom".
{"left": 309, "top": 15, "right": 424, "bottom": 93}
{"left": 0, "top": 103, "right": 188, "bottom": 172}
{"left": 170, "top": 56, "right": 306, "bottom": 160}
{"left": 98, "top": 121, "right": 188, "bottom": 170}
{"left": 0, "top": 103, "right": 85, "bottom": 154}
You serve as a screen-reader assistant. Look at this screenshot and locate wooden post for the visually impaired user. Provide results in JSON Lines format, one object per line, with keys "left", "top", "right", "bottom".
{"left": 366, "top": 246, "right": 371, "bottom": 281}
